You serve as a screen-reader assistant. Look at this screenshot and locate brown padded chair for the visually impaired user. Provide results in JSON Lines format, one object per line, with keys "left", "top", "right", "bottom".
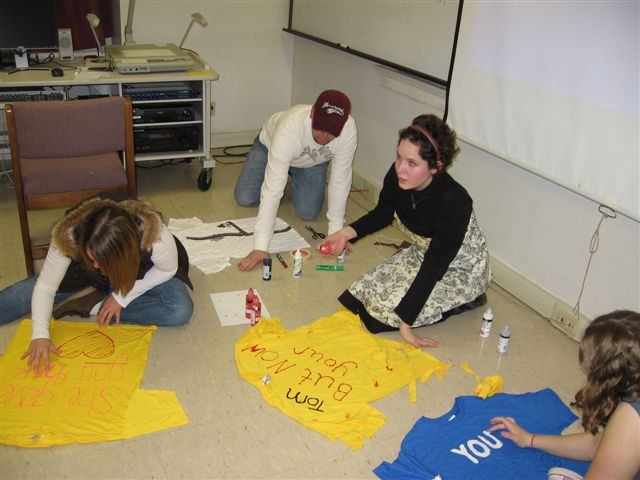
{"left": 6, "top": 96, "right": 137, "bottom": 276}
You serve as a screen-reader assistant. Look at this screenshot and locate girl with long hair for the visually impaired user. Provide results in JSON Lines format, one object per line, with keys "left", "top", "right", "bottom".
{"left": 0, "top": 196, "right": 193, "bottom": 373}
{"left": 489, "top": 310, "right": 640, "bottom": 479}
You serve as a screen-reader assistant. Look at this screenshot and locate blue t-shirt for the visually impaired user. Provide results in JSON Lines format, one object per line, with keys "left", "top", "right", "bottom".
{"left": 375, "top": 388, "right": 590, "bottom": 480}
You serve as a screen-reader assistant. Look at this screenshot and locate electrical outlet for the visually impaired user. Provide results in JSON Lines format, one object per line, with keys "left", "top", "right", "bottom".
{"left": 550, "top": 302, "right": 589, "bottom": 341}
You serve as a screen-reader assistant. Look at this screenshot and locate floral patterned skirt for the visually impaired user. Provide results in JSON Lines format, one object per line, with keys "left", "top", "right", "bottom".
{"left": 342, "top": 212, "right": 491, "bottom": 329}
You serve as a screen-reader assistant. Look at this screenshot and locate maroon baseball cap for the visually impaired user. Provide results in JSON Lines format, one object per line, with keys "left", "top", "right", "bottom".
{"left": 312, "top": 90, "right": 351, "bottom": 137}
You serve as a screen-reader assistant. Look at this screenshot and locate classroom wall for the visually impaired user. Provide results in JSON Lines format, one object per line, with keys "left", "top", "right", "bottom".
{"left": 290, "top": 37, "right": 640, "bottom": 322}
{"left": 118, "top": 0, "right": 293, "bottom": 139}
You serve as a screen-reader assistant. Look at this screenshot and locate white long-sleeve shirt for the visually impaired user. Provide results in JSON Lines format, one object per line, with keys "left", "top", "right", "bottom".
{"left": 31, "top": 225, "right": 178, "bottom": 340}
{"left": 253, "top": 105, "right": 358, "bottom": 251}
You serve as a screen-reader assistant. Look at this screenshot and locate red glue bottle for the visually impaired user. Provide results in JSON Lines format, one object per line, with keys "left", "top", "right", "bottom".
{"left": 245, "top": 288, "right": 255, "bottom": 319}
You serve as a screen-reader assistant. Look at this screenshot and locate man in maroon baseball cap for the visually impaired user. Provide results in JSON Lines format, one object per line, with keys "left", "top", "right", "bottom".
{"left": 311, "top": 90, "right": 351, "bottom": 138}
{"left": 234, "top": 90, "right": 358, "bottom": 271}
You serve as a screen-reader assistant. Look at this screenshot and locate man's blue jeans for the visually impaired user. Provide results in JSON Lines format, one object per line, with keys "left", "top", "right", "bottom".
{"left": 0, "top": 276, "right": 193, "bottom": 327}
{"left": 234, "top": 136, "right": 329, "bottom": 221}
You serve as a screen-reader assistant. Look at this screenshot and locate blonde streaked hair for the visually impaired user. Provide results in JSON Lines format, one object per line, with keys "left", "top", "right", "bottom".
{"left": 77, "top": 205, "right": 141, "bottom": 295}
{"left": 573, "top": 310, "right": 640, "bottom": 434}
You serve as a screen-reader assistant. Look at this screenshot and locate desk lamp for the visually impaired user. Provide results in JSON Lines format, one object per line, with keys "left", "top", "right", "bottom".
{"left": 86, "top": 13, "right": 105, "bottom": 59}
{"left": 179, "top": 13, "right": 208, "bottom": 48}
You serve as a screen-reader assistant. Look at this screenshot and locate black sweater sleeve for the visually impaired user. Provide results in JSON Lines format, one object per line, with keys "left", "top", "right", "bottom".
{"left": 349, "top": 166, "right": 399, "bottom": 241}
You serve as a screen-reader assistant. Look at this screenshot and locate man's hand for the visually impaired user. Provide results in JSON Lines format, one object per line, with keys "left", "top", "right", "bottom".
{"left": 97, "top": 294, "right": 122, "bottom": 327}
{"left": 238, "top": 250, "right": 267, "bottom": 271}
{"left": 21, "top": 338, "right": 61, "bottom": 373}
{"left": 399, "top": 321, "right": 440, "bottom": 348}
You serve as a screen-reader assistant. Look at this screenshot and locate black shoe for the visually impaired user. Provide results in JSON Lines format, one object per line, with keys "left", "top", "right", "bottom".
{"left": 441, "top": 293, "right": 488, "bottom": 320}
{"left": 467, "top": 293, "right": 488, "bottom": 309}
{"left": 53, "top": 289, "right": 107, "bottom": 319}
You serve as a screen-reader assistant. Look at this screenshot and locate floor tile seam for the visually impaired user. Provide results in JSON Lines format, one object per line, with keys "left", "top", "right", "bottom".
{"left": 263, "top": 295, "right": 343, "bottom": 310}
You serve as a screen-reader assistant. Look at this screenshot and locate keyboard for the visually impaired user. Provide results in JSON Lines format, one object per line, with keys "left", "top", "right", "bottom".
{"left": 0, "top": 91, "right": 65, "bottom": 103}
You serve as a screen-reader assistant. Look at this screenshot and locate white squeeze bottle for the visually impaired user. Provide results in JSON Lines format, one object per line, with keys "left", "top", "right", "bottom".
{"left": 497, "top": 325, "right": 511, "bottom": 354}
{"left": 293, "top": 249, "right": 303, "bottom": 278}
{"left": 480, "top": 307, "right": 493, "bottom": 338}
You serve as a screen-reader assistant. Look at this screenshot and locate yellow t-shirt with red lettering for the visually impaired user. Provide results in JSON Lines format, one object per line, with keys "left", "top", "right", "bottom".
{"left": 235, "top": 310, "right": 450, "bottom": 450}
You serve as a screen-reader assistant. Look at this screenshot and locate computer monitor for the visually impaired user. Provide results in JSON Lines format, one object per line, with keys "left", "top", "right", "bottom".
{"left": 0, "top": 0, "right": 58, "bottom": 68}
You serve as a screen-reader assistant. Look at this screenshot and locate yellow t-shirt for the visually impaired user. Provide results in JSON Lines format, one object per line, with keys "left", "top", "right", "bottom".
{"left": 235, "top": 310, "right": 450, "bottom": 450}
{"left": 1, "top": 320, "right": 187, "bottom": 447}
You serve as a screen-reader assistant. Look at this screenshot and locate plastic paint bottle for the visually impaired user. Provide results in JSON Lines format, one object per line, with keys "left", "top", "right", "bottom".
{"left": 262, "top": 254, "right": 272, "bottom": 281}
{"left": 336, "top": 250, "right": 346, "bottom": 264}
{"left": 480, "top": 307, "right": 493, "bottom": 338}
{"left": 251, "top": 298, "right": 261, "bottom": 326}
{"left": 497, "top": 325, "right": 511, "bottom": 354}
{"left": 245, "top": 288, "right": 255, "bottom": 319}
{"left": 293, "top": 249, "right": 303, "bottom": 278}
{"left": 320, "top": 243, "right": 332, "bottom": 256}
{"left": 253, "top": 298, "right": 261, "bottom": 319}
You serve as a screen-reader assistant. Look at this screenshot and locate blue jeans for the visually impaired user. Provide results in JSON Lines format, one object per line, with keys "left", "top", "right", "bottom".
{"left": 0, "top": 276, "right": 193, "bottom": 327}
{"left": 234, "top": 136, "right": 328, "bottom": 221}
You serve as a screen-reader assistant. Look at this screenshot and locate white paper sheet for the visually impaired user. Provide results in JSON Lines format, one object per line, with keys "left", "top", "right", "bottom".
{"left": 210, "top": 289, "right": 271, "bottom": 327}
{"left": 168, "top": 216, "right": 310, "bottom": 274}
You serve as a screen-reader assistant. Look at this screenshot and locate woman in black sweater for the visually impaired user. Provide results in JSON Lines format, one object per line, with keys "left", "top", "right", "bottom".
{"left": 321, "top": 114, "right": 491, "bottom": 348}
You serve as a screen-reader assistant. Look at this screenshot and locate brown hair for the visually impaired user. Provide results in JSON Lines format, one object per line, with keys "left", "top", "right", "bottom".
{"left": 573, "top": 310, "right": 640, "bottom": 434}
{"left": 76, "top": 205, "right": 141, "bottom": 296}
{"left": 398, "top": 114, "right": 460, "bottom": 172}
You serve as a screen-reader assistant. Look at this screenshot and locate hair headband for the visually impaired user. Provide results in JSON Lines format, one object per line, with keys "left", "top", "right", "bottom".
{"left": 410, "top": 124, "right": 442, "bottom": 166}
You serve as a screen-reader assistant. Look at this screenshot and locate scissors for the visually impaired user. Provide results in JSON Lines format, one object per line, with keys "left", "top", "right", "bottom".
{"left": 305, "top": 225, "right": 325, "bottom": 239}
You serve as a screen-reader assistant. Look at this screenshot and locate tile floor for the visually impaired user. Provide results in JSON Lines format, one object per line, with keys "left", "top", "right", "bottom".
{"left": 0, "top": 154, "right": 585, "bottom": 479}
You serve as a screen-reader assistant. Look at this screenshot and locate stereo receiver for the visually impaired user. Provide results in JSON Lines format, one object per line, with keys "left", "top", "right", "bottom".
{"left": 134, "top": 126, "right": 199, "bottom": 153}
{"left": 132, "top": 105, "right": 195, "bottom": 124}
{"left": 122, "top": 82, "right": 197, "bottom": 101}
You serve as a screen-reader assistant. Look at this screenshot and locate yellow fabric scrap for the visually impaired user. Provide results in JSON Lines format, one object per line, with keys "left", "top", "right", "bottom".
{"left": 1, "top": 320, "right": 188, "bottom": 447}
{"left": 235, "top": 310, "right": 450, "bottom": 450}
{"left": 459, "top": 362, "right": 504, "bottom": 399}
{"left": 408, "top": 381, "right": 417, "bottom": 403}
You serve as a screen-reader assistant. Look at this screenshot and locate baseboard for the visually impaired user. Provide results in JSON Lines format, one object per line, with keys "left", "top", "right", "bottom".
{"left": 490, "top": 255, "right": 590, "bottom": 341}
{"left": 490, "top": 256, "right": 556, "bottom": 317}
{"left": 351, "top": 168, "right": 381, "bottom": 204}
{"left": 212, "top": 129, "right": 259, "bottom": 149}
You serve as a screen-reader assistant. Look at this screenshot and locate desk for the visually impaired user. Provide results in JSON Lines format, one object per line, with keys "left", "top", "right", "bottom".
{"left": 0, "top": 53, "right": 220, "bottom": 190}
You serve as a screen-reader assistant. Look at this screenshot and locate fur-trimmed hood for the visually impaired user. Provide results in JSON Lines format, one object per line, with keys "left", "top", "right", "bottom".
{"left": 51, "top": 197, "right": 163, "bottom": 258}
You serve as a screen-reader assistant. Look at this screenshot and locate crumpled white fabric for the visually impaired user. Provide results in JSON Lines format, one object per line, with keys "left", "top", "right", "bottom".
{"left": 168, "top": 216, "right": 310, "bottom": 274}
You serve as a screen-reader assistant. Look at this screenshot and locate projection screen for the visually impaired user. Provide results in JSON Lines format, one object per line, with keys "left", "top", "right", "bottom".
{"left": 448, "top": 1, "right": 639, "bottom": 221}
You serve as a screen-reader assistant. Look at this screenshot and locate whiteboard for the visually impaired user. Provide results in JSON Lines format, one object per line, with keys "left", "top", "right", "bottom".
{"left": 288, "top": 0, "right": 462, "bottom": 85}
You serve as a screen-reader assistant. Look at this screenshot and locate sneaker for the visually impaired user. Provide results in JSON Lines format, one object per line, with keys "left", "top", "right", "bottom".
{"left": 547, "top": 467, "right": 583, "bottom": 480}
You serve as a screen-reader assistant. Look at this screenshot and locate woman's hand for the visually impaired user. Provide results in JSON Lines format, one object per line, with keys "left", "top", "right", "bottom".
{"left": 97, "top": 295, "right": 122, "bottom": 327}
{"left": 21, "top": 338, "right": 61, "bottom": 373}
{"left": 399, "top": 321, "right": 440, "bottom": 348}
{"left": 238, "top": 250, "right": 267, "bottom": 271}
{"left": 318, "top": 227, "right": 357, "bottom": 257}
{"left": 488, "top": 417, "right": 533, "bottom": 448}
